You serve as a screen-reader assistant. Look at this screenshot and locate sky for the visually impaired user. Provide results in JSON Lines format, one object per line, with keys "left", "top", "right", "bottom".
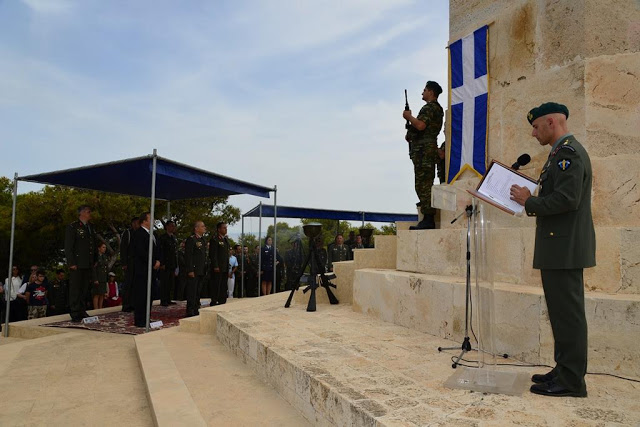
{"left": 0, "top": 0, "right": 450, "bottom": 235}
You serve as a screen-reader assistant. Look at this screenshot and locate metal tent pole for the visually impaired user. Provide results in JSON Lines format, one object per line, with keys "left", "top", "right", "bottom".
{"left": 273, "top": 186, "right": 277, "bottom": 293}
{"left": 145, "top": 150, "right": 158, "bottom": 333}
{"left": 241, "top": 215, "right": 245, "bottom": 298}
{"left": 257, "top": 202, "right": 262, "bottom": 297}
{"left": 361, "top": 212, "right": 365, "bottom": 227}
{"left": 167, "top": 201, "right": 171, "bottom": 220}
{"left": 3, "top": 174, "right": 18, "bottom": 337}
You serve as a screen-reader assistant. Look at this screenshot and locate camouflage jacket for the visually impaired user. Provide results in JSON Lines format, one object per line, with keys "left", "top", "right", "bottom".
{"left": 406, "top": 101, "right": 444, "bottom": 150}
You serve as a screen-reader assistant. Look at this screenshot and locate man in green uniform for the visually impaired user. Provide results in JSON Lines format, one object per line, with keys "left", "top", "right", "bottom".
{"left": 403, "top": 80, "right": 444, "bottom": 230}
{"left": 510, "top": 102, "right": 595, "bottom": 398}
{"left": 184, "top": 221, "right": 207, "bottom": 317}
{"left": 327, "top": 234, "right": 350, "bottom": 272}
{"left": 64, "top": 205, "right": 97, "bottom": 322}
{"left": 158, "top": 221, "right": 178, "bottom": 306}
{"left": 209, "top": 222, "right": 230, "bottom": 305}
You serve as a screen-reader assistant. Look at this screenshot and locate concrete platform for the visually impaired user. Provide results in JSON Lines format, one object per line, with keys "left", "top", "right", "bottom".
{"left": 0, "top": 329, "right": 153, "bottom": 426}
{"left": 213, "top": 294, "right": 640, "bottom": 426}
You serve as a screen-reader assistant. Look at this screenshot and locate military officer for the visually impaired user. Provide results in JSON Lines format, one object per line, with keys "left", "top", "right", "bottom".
{"left": 403, "top": 80, "right": 444, "bottom": 230}
{"left": 184, "top": 221, "right": 207, "bottom": 317}
{"left": 510, "top": 102, "right": 595, "bottom": 398}
{"left": 64, "top": 205, "right": 97, "bottom": 322}
{"left": 158, "top": 220, "right": 178, "bottom": 306}
{"left": 209, "top": 222, "right": 230, "bottom": 305}
{"left": 327, "top": 234, "right": 350, "bottom": 272}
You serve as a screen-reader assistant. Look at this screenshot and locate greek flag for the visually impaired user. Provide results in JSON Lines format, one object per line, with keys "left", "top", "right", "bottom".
{"left": 447, "top": 25, "right": 489, "bottom": 183}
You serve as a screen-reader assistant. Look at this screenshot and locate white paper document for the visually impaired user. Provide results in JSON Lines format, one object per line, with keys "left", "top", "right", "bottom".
{"left": 473, "top": 161, "right": 538, "bottom": 215}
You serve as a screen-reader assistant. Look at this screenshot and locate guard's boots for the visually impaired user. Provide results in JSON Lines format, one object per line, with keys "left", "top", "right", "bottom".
{"left": 410, "top": 214, "right": 436, "bottom": 230}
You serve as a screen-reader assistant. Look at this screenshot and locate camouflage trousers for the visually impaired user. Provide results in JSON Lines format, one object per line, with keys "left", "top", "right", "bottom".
{"left": 410, "top": 142, "right": 437, "bottom": 216}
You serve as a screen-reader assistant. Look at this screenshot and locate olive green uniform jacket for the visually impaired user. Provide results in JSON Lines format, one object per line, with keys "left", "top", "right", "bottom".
{"left": 524, "top": 134, "right": 596, "bottom": 269}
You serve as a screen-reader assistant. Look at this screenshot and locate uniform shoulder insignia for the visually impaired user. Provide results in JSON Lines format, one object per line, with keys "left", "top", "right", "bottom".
{"left": 559, "top": 145, "right": 576, "bottom": 152}
{"left": 557, "top": 159, "right": 572, "bottom": 171}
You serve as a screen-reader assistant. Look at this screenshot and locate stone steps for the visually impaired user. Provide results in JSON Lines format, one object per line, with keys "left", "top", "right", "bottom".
{"left": 352, "top": 268, "right": 640, "bottom": 379}
{"left": 135, "top": 322, "right": 309, "bottom": 426}
{"left": 211, "top": 293, "right": 640, "bottom": 426}
{"left": 396, "top": 226, "right": 640, "bottom": 293}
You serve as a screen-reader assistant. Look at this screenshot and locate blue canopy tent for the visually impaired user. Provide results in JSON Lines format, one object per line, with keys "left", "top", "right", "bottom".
{"left": 240, "top": 203, "right": 418, "bottom": 297}
{"left": 4, "top": 150, "right": 275, "bottom": 335}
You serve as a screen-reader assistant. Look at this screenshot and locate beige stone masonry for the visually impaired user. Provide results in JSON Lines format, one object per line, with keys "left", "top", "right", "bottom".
{"left": 214, "top": 294, "right": 640, "bottom": 426}
{"left": 352, "top": 268, "right": 640, "bottom": 379}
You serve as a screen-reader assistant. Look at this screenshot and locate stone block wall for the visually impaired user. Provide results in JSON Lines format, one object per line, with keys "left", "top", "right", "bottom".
{"left": 436, "top": 0, "right": 640, "bottom": 294}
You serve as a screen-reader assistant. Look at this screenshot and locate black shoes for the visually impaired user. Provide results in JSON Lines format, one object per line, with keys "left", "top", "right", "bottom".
{"left": 531, "top": 369, "right": 556, "bottom": 384}
{"left": 410, "top": 215, "right": 436, "bottom": 230}
{"left": 530, "top": 381, "right": 587, "bottom": 397}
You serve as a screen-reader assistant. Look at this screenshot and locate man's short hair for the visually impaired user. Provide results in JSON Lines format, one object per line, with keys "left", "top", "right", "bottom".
{"left": 36, "top": 269, "right": 46, "bottom": 277}
{"left": 216, "top": 221, "right": 226, "bottom": 230}
{"left": 131, "top": 217, "right": 139, "bottom": 224}
{"left": 234, "top": 244, "right": 241, "bottom": 250}
{"left": 166, "top": 220, "right": 175, "bottom": 226}
{"left": 139, "top": 212, "right": 150, "bottom": 223}
{"left": 193, "top": 220, "right": 203, "bottom": 231}
{"left": 56, "top": 268, "right": 65, "bottom": 274}
{"left": 425, "top": 81, "right": 443, "bottom": 96}
{"left": 77, "top": 205, "right": 92, "bottom": 215}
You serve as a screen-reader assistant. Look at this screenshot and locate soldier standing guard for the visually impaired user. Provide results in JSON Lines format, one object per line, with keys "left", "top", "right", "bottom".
{"left": 510, "top": 102, "right": 595, "bottom": 397}
{"left": 159, "top": 221, "right": 178, "bottom": 306}
{"left": 184, "top": 221, "right": 207, "bottom": 317}
{"left": 64, "top": 205, "right": 97, "bottom": 322}
{"left": 403, "top": 80, "right": 444, "bottom": 230}
{"left": 209, "top": 222, "right": 230, "bottom": 306}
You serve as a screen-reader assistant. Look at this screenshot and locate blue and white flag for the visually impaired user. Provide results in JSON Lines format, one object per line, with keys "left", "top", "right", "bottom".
{"left": 447, "top": 25, "right": 489, "bottom": 183}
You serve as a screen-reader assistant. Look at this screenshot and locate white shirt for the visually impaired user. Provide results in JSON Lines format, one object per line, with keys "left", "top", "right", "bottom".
{"left": 3, "top": 276, "right": 24, "bottom": 301}
{"left": 229, "top": 255, "right": 238, "bottom": 278}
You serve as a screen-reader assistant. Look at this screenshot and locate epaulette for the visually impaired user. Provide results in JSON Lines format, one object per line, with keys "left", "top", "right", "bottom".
{"left": 551, "top": 138, "right": 575, "bottom": 157}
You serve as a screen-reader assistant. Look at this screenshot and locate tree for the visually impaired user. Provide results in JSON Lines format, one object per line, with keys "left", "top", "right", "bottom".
{"left": 0, "top": 177, "right": 241, "bottom": 280}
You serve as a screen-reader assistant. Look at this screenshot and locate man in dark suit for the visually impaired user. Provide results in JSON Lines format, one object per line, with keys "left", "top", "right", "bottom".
{"left": 158, "top": 220, "right": 178, "bottom": 306}
{"left": 184, "top": 221, "right": 207, "bottom": 317}
{"left": 64, "top": 205, "right": 97, "bottom": 322}
{"left": 511, "top": 102, "right": 595, "bottom": 398}
{"left": 131, "top": 212, "right": 161, "bottom": 328}
{"left": 120, "top": 217, "right": 140, "bottom": 312}
{"left": 209, "top": 222, "right": 230, "bottom": 305}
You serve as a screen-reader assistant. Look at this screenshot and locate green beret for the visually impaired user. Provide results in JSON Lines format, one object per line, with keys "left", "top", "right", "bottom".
{"left": 527, "top": 102, "right": 569, "bottom": 124}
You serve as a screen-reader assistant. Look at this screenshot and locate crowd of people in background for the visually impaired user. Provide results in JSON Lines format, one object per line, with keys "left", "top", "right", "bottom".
{"left": 1, "top": 205, "right": 373, "bottom": 327}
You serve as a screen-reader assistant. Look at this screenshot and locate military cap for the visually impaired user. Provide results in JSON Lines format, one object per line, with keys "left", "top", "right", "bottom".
{"left": 425, "top": 81, "right": 443, "bottom": 96}
{"left": 527, "top": 102, "right": 569, "bottom": 124}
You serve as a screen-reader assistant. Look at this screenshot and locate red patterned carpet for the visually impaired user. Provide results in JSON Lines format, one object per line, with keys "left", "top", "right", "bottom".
{"left": 44, "top": 302, "right": 189, "bottom": 335}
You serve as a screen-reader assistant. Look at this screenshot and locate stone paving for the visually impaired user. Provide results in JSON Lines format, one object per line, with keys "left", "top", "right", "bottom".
{"left": 215, "top": 295, "right": 640, "bottom": 427}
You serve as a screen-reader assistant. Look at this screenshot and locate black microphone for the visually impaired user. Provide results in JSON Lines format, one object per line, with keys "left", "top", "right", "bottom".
{"left": 511, "top": 153, "right": 531, "bottom": 170}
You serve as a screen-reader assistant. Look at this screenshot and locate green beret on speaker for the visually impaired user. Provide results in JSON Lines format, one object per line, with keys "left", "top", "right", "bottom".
{"left": 527, "top": 102, "right": 569, "bottom": 124}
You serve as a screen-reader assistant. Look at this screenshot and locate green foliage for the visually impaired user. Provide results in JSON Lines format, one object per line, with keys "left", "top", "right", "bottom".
{"left": 0, "top": 177, "right": 241, "bottom": 280}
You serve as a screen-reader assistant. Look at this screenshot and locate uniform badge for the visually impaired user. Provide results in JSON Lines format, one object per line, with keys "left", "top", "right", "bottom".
{"left": 557, "top": 159, "right": 571, "bottom": 171}
{"left": 196, "top": 241, "right": 202, "bottom": 248}
{"left": 527, "top": 112, "right": 533, "bottom": 121}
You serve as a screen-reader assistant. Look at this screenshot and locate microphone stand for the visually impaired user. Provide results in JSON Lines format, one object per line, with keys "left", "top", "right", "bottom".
{"left": 438, "top": 204, "right": 474, "bottom": 368}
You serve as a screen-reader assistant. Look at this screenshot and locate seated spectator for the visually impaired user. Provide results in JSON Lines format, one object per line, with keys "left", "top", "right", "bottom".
{"left": 25, "top": 269, "right": 48, "bottom": 319}
{"left": 48, "top": 269, "right": 69, "bottom": 316}
{"left": 104, "top": 272, "right": 122, "bottom": 308}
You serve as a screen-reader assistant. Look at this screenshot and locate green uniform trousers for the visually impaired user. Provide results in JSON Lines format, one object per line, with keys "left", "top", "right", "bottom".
{"left": 411, "top": 144, "right": 437, "bottom": 216}
{"left": 69, "top": 268, "right": 91, "bottom": 320}
{"left": 541, "top": 268, "right": 588, "bottom": 393}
